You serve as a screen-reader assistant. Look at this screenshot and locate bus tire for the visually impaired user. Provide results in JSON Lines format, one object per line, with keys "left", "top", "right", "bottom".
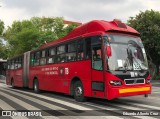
{"left": 73, "top": 81, "right": 86, "bottom": 102}
{"left": 33, "top": 79, "right": 40, "bottom": 93}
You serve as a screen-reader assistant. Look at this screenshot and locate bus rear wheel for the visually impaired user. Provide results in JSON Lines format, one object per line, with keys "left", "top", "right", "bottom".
{"left": 11, "top": 79, "right": 15, "bottom": 88}
{"left": 73, "top": 81, "right": 86, "bottom": 102}
{"left": 33, "top": 79, "right": 40, "bottom": 93}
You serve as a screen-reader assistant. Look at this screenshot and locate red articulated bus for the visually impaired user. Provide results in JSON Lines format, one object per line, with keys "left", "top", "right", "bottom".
{"left": 6, "top": 19, "right": 151, "bottom": 101}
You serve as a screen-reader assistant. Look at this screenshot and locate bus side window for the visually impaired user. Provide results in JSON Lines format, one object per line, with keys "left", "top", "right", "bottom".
{"left": 34, "top": 51, "right": 40, "bottom": 66}
{"left": 66, "top": 42, "right": 76, "bottom": 62}
{"left": 16, "top": 57, "right": 21, "bottom": 68}
{"left": 19, "top": 57, "right": 22, "bottom": 68}
{"left": 57, "top": 45, "right": 66, "bottom": 63}
{"left": 85, "top": 37, "right": 91, "bottom": 59}
{"left": 14, "top": 58, "right": 18, "bottom": 69}
{"left": 7, "top": 61, "right": 10, "bottom": 69}
{"left": 77, "top": 40, "right": 84, "bottom": 60}
{"left": 40, "top": 50, "right": 46, "bottom": 65}
{"left": 11, "top": 60, "right": 15, "bottom": 69}
{"left": 30, "top": 53, "right": 34, "bottom": 66}
{"left": 47, "top": 47, "right": 56, "bottom": 64}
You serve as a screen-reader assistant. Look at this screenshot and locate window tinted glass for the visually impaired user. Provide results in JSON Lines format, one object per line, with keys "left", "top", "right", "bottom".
{"left": 57, "top": 54, "right": 66, "bottom": 63}
{"left": 7, "top": 61, "right": 11, "bottom": 69}
{"left": 15, "top": 59, "right": 18, "bottom": 69}
{"left": 34, "top": 52, "right": 40, "bottom": 66}
{"left": 77, "top": 40, "right": 84, "bottom": 60}
{"left": 30, "top": 53, "right": 34, "bottom": 66}
{"left": 35, "top": 52, "right": 40, "bottom": 59}
{"left": 41, "top": 50, "right": 46, "bottom": 57}
{"left": 57, "top": 45, "right": 65, "bottom": 54}
{"left": 11, "top": 60, "right": 14, "bottom": 69}
{"left": 68, "top": 42, "right": 76, "bottom": 52}
{"left": 85, "top": 37, "right": 91, "bottom": 59}
{"left": 49, "top": 48, "right": 56, "bottom": 56}
{"left": 66, "top": 52, "right": 76, "bottom": 61}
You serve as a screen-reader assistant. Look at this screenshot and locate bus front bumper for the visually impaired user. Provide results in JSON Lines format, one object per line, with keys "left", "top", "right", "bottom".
{"left": 107, "top": 84, "right": 152, "bottom": 100}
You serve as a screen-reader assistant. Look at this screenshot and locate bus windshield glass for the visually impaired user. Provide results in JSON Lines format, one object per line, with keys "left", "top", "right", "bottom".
{"left": 104, "top": 34, "right": 148, "bottom": 71}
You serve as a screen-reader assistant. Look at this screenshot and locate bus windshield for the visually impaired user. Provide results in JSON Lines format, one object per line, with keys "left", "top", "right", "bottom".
{"left": 104, "top": 34, "right": 148, "bottom": 71}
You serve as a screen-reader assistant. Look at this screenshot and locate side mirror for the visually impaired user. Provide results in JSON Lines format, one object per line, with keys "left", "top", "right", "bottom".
{"left": 106, "top": 45, "right": 112, "bottom": 57}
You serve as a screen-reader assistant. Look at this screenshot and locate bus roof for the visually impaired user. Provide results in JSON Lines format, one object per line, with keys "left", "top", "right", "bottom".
{"left": 40, "top": 19, "right": 139, "bottom": 49}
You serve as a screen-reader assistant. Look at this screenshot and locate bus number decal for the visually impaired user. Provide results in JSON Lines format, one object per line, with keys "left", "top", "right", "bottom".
{"left": 65, "top": 68, "right": 69, "bottom": 75}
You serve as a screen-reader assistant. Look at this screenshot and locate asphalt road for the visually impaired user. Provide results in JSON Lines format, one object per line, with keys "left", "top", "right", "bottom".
{"left": 0, "top": 80, "right": 159, "bottom": 119}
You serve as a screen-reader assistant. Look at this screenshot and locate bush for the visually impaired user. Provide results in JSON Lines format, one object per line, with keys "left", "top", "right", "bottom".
{"left": 152, "top": 74, "right": 160, "bottom": 80}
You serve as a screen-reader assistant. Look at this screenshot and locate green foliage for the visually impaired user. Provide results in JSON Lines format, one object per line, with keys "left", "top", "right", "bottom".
{"left": 0, "top": 19, "right": 6, "bottom": 59}
{"left": 0, "top": 20, "right": 4, "bottom": 35}
{"left": 0, "top": 39, "right": 8, "bottom": 59}
{"left": 64, "top": 24, "right": 79, "bottom": 35}
{"left": 152, "top": 74, "right": 160, "bottom": 80}
{"left": 128, "top": 10, "right": 160, "bottom": 74}
{"left": 4, "top": 17, "right": 78, "bottom": 58}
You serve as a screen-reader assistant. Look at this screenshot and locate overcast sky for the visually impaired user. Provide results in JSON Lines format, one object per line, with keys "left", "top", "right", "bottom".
{"left": 0, "top": 0, "right": 160, "bottom": 27}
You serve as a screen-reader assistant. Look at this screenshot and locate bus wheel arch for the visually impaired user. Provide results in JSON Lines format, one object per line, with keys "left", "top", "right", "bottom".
{"left": 33, "top": 77, "right": 40, "bottom": 93}
{"left": 70, "top": 77, "right": 81, "bottom": 95}
{"left": 70, "top": 77, "right": 86, "bottom": 102}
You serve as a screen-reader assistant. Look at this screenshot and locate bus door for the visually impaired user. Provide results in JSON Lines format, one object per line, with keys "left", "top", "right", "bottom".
{"left": 6, "top": 61, "right": 10, "bottom": 85}
{"left": 14, "top": 57, "right": 23, "bottom": 87}
{"left": 87, "top": 36, "right": 105, "bottom": 98}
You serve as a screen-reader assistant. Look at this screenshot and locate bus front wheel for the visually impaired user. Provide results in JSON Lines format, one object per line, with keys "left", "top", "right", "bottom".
{"left": 33, "top": 79, "right": 40, "bottom": 93}
{"left": 73, "top": 81, "right": 86, "bottom": 102}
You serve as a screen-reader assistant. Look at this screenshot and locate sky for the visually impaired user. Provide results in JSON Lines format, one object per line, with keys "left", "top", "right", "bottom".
{"left": 0, "top": 0, "right": 160, "bottom": 27}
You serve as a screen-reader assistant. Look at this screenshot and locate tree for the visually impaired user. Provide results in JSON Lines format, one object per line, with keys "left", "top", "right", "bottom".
{"left": 0, "top": 19, "right": 6, "bottom": 59}
{"left": 0, "top": 39, "right": 8, "bottom": 59}
{"left": 4, "top": 17, "right": 78, "bottom": 58}
{"left": 0, "top": 19, "right": 4, "bottom": 35}
{"left": 128, "top": 10, "right": 160, "bottom": 74}
{"left": 0, "top": 39, "right": 3, "bottom": 57}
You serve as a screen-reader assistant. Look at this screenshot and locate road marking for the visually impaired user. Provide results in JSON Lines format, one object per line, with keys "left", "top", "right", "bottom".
{"left": 84, "top": 102, "right": 157, "bottom": 119}
{"left": 1, "top": 83, "right": 159, "bottom": 119}
{"left": 0, "top": 91, "right": 40, "bottom": 110}
{"left": 0, "top": 98, "right": 29, "bottom": 119}
{"left": 152, "top": 91, "right": 160, "bottom": 94}
{"left": 2, "top": 87, "right": 92, "bottom": 111}
{"left": 145, "top": 96, "right": 160, "bottom": 101}
{"left": 0, "top": 88, "right": 66, "bottom": 110}
{"left": 116, "top": 100, "right": 160, "bottom": 110}
{"left": 0, "top": 99, "right": 15, "bottom": 110}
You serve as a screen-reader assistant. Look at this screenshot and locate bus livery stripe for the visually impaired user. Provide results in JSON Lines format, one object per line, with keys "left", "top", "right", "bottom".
{"left": 119, "top": 87, "right": 150, "bottom": 94}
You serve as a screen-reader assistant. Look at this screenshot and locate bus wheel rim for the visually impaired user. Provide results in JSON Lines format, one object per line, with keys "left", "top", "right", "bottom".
{"left": 34, "top": 83, "right": 37, "bottom": 90}
{"left": 75, "top": 86, "right": 82, "bottom": 97}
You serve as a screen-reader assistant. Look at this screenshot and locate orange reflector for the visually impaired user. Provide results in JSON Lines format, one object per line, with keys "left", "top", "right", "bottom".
{"left": 119, "top": 87, "right": 150, "bottom": 94}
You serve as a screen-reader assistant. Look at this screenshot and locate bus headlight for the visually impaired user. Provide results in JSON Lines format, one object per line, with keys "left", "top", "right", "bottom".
{"left": 109, "top": 80, "right": 122, "bottom": 86}
{"left": 146, "top": 79, "right": 151, "bottom": 84}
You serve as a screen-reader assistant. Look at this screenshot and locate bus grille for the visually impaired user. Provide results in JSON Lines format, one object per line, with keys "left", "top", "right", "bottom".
{"left": 124, "top": 78, "right": 145, "bottom": 85}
